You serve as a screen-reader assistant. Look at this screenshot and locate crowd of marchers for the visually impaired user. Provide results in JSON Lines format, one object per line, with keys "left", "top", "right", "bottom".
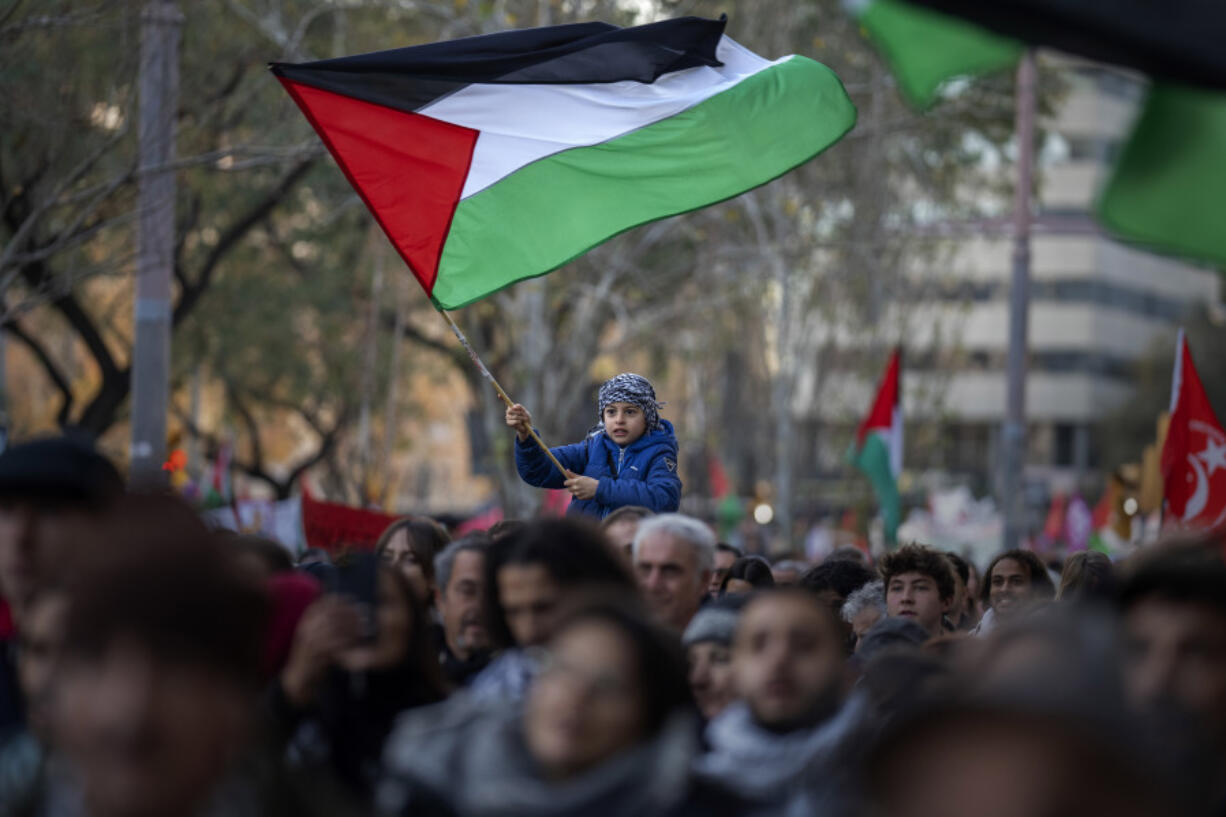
{"left": 1, "top": 436, "right": 1225, "bottom": 817}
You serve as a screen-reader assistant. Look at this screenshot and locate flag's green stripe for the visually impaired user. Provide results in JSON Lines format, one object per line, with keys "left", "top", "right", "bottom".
{"left": 849, "top": 432, "right": 901, "bottom": 545}
{"left": 430, "top": 55, "right": 856, "bottom": 310}
{"left": 1097, "top": 83, "right": 1226, "bottom": 270}
{"left": 858, "top": 0, "right": 1022, "bottom": 110}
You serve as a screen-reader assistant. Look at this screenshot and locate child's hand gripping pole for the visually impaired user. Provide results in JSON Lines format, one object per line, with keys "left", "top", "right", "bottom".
{"left": 438, "top": 309, "right": 571, "bottom": 480}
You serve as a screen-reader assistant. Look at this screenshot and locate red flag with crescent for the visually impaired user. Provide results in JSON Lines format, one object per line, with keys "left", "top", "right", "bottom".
{"left": 1161, "top": 330, "right": 1226, "bottom": 528}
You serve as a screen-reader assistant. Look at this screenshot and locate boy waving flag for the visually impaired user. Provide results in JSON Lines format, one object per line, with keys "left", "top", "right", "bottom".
{"left": 271, "top": 16, "right": 856, "bottom": 309}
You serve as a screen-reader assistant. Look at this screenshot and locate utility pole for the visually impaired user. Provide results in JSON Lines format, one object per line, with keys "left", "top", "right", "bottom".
{"left": 1000, "top": 50, "right": 1037, "bottom": 550}
{"left": 129, "top": 0, "right": 182, "bottom": 489}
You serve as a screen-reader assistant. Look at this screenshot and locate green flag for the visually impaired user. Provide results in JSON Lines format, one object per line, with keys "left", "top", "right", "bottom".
{"left": 1098, "top": 83, "right": 1226, "bottom": 269}
{"left": 851, "top": 0, "right": 1023, "bottom": 109}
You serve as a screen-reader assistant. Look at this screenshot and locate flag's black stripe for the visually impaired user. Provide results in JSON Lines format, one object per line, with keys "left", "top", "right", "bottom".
{"left": 910, "top": 0, "right": 1226, "bottom": 92}
{"left": 270, "top": 16, "right": 726, "bottom": 115}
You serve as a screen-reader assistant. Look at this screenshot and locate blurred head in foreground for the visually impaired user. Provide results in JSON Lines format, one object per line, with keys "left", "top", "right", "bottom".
{"left": 52, "top": 494, "right": 267, "bottom": 817}
{"left": 523, "top": 597, "right": 692, "bottom": 780}
{"left": 732, "top": 587, "right": 847, "bottom": 732}
{"left": 0, "top": 436, "right": 122, "bottom": 616}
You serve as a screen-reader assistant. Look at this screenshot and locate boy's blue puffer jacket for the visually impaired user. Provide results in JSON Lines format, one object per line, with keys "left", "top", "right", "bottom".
{"left": 514, "top": 419, "right": 682, "bottom": 519}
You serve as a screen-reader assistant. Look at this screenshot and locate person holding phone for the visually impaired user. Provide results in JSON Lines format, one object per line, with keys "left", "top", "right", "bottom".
{"left": 271, "top": 556, "right": 450, "bottom": 804}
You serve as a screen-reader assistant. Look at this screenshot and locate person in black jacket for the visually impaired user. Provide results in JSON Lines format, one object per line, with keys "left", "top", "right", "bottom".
{"left": 272, "top": 557, "right": 449, "bottom": 803}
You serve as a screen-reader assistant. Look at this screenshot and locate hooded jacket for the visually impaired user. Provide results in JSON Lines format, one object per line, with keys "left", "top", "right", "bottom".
{"left": 378, "top": 695, "right": 745, "bottom": 817}
{"left": 514, "top": 420, "right": 681, "bottom": 519}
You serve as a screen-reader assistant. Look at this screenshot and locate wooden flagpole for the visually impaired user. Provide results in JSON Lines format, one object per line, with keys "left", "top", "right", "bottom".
{"left": 436, "top": 308, "right": 570, "bottom": 478}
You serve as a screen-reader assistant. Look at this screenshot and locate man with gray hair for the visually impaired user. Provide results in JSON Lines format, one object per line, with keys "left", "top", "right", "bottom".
{"left": 841, "top": 579, "right": 886, "bottom": 652}
{"left": 433, "top": 533, "right": 492, "bottom": 686}
{"left": 633, "top": 513, "right": 715, "bottom": 632}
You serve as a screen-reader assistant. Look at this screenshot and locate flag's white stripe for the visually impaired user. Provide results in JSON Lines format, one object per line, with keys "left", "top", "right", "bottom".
{"left": 1169, "top": 327, "right": 1185, "bottom": 414}
{"left": 417, "top": 36, "right": 781, "bottom": 199}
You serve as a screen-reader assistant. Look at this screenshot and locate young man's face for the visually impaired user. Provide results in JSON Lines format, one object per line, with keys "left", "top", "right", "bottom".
{"left": 886, "top": 571, "right": 949, "bottom": 637}
{"left": 988, "top": 558, "right": 1033, "bottom": 621}
{"left": 498, "top": 563, "right": 562, "bottom": 648}
{"left": 634, "top": 532, "right": 710, "bottom": 632}
{"left": 603, "top": 402, "right": 647, "bottom": 446}
{"left": 732, "top": 593, "right": 845, "bottom": 732}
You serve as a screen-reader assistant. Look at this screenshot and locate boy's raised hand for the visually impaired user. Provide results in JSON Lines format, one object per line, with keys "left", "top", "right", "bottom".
{"left": 505, "top": 403, "right": 532, "bottom": 442}
{"left": 564, "top": 472, "right": 598, "bottom": 500}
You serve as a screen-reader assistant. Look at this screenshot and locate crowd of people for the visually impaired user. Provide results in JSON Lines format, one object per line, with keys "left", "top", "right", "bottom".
{"left": 1, "top": 434, "right": 1225, "bottom": 817}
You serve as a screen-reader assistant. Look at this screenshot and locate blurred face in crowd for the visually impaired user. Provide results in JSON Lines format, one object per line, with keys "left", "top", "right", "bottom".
{"left": 603, "top": 402, "right": 647, "bottom": 447}
{"left": 710, "top": 548, "right": 738, "bottom": 594}
{"left": 948, "top": 571, "right": 969, "bottom": 625}
{"left": 603, "top": 517, "right": 641, "bottom": 562}
{"left": 435, "top": 549, "right": 489, "bottom": 660}
{"left": 498, "top": 563, "right": 562, "bottom": 647}
{"left": 688, "top": 641, "right": 736, "bottom": 720}
{"left": 732, "top": 593, "right": 845, "bottom": 732}
{"left": 525, "top": 619, "right": 646, "bottom": 780}
{"left": 988, "top": 558, "right": 1034, "bottom": 622}
{"left": 635, "top": 532, "right": 711, "bottom": 632}
{"left": 0, "top": 502, "right": 94, "bottom": 613}
{"left": 54, "top": 640, "right": 252, "bottom": 817}
{"left": 1124, "top": 597, "right": 1226, "bottom": 745}
{"left": 871, "top": 714, "right": 1164, "bottom": 817}
{"left": 379, "top": 529, "right": 431, "bottom": 602}
{"left": 723, "top": 578, "right": 755, "bottom": 595}
{"left": 336, "top": 566, "right": 414, "bottom": 672}
{"left": 772, "top": 565, "right": 802, "bottom": 585}
{"left": 16, "top": 590, "right": 68, "bottom": 737}
{"left": 887, "top": 571, "right": 949, "bottom": 638}
{"left": 965, "top": 565, "right": 983, "bottom": 619}
{"left": 850, "top": 607, "right": 884, "bottom": 652}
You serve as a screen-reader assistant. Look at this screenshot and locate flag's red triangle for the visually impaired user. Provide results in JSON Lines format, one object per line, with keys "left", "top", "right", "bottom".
{"left": 856, "top": 347, "right": 901, "bottom": 447}
{"left": 278, "top": 78, "right": 478, "bottom": 296}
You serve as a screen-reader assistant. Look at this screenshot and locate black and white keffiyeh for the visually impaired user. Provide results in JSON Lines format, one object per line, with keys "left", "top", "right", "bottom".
{"left": 597, "top": 373, "right": 664, "bottom": 432}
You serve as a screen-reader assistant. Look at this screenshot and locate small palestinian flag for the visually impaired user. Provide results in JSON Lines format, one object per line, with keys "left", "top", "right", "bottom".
{"left": 271, "top": 17, "right": 856, "bottom": 309}
{"left": 848, "top": 347, "right": 903, "bottom": 546}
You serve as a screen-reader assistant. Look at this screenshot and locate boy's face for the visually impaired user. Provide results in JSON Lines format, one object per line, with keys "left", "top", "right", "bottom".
{"left": 886, "top": 570, "right": 949, "bottom": 637}
{"left": 603, "top": 402, "right": 647, "bottom": 446}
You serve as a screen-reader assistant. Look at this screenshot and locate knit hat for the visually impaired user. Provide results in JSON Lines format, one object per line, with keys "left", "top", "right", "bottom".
{"left": 0, "top": 435, "right": 122, "bottom": 507}
{"left": 597, "top": 373, "right": 664, "bottom": 432}
{"left": 682, "top": 598, "right": 744, "bottom": 648}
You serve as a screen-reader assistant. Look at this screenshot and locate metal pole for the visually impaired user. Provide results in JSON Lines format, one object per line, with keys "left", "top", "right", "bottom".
{"left": 129, "top": 0, "right": 182, "bottom": 489}
{"left": 1001, "top": 50, "right": 1037, "bottom": 551}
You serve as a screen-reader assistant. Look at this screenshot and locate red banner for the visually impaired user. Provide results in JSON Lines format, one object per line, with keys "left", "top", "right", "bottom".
{"left": 301, "top": 489, "right": 399, "bottom": 553}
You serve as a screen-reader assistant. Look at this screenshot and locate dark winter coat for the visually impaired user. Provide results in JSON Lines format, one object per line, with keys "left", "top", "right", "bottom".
{"left": 514, "top": 420, "right": 681, "bottom": 519}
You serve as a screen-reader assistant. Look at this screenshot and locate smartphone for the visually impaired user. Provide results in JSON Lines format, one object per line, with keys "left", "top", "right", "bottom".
{"left": 332, "top": 551, "right": 380, "bottom": 644}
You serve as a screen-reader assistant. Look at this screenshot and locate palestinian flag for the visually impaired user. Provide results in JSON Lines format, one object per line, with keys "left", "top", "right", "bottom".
{"left": 848, "top": 348, "right": 903, "bottom": 545}
{"left": 849, "top": 0, "right": 1022, "bottom": 109}
{"left": 271, "top": 17, "right": 856, "bottom": 309}
{"left": 1098, "top": 84, "right": 1226, "bottom": 269}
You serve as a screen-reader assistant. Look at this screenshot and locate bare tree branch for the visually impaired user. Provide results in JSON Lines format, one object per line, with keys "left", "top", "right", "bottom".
{"left": 3, "top": 318, "right": 74, "bottom": 426}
